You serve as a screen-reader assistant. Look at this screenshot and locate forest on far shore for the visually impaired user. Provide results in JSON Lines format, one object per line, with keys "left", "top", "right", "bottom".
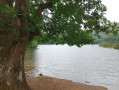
{"left": 94, "top": 33, "right": 119, "bottom": 49}
{"left": 29, "top": 33, "right": 119, "bottom": 50}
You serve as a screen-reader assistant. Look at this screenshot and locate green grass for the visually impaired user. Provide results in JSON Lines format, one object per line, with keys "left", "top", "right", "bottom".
{"left": 99, "top": 42, "right": 119, "bottom": 49}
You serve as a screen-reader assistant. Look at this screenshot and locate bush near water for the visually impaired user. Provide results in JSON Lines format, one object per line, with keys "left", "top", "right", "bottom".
{"left": 94, "top": 33, "right": 119, "bottom": 49}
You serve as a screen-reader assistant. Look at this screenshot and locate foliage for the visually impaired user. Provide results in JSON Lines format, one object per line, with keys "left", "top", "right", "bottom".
{"left": 27, "top": 0, "right": 111, "bottom": 47}
{"left": 94, "top": 33, "right": 119, "bottom": 49}
{"left": 0, "top": 0, "right": 117, "bottom": 47}
{"left": 28, "top": 40, "right": 38, "bottom": 48}
{"left": 28, "top": 37, "right": 39, "bottom": 48}
{"left": 0, "top": 2, "right": 12, "bottom": 14}
{"left": 0, "top": 0, "right": 119, "bottom": 89}
{"left": 99, "top": 42, "right": 119, "bottom": 49}
{"left": 94, "top": 33, "right": 119, "bottom": 43}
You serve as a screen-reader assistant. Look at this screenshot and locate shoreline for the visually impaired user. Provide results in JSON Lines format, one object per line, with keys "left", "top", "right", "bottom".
{"left": 99, "top": 43, "right": 119, "bottom": 50}
{"left": 26, "top": 76, "right": 108, "bottom": 90}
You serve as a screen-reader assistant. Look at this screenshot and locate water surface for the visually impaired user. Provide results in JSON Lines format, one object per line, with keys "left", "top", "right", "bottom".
{"left": 25, "top": 45, "right": 119, "bottom": 90}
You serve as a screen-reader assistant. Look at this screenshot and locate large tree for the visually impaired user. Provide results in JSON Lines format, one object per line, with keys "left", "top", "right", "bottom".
{"left": 0, "top": 0, "right": 111, "bottom": 90}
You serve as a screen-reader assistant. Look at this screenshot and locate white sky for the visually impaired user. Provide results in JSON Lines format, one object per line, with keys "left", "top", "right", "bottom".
{"left": 102, "top": 0, "right": 119, "bottom": 22}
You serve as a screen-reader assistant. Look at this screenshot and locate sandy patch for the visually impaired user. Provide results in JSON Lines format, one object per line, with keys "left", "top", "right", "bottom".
{"left": 26, "top": 76, "right": 107, "bottom": 90}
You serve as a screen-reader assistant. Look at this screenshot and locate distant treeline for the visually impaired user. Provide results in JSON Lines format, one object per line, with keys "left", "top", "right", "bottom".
{"left": 28, "top": 33, "right": 119, "bottom": 50}
{"left": 93, "top": 33, "right": 119, "bottom": 49}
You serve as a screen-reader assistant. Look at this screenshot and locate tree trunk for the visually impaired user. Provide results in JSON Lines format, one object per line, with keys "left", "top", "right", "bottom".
{"left": 0, "top": 41, "right": 30, "bottom": 90}
{"left": 0, "top": 0, "right": 39, "bottom": 89}
{"left": 0, "top": 15, "right": 32, "bottom": 90}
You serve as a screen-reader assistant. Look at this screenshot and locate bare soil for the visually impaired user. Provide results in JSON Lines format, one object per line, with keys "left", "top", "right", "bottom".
{"left": 26, "top": 76, "right": 108, "bottom": 90}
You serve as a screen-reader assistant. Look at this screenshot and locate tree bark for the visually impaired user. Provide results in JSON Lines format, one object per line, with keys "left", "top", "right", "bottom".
{"left": 0, "top": 0, "right": 53, "bottom": 89}
{"left": 0, "top": 40, "right": 30, "bottom": 90}
{"left": 0, "top": 15, "right": 32, "bottom": 90}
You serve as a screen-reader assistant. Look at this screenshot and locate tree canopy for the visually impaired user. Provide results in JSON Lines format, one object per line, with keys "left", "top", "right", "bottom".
{"left": 0, "top": 0, "right": 112, "bottom": 47}
{"left": 1, "top": 0, "right": 118, "bottom": 90}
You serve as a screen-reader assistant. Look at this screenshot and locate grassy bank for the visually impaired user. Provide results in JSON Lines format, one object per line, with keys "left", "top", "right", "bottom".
{"left": 99, "top": 42, "right": 119, "bottom": 49}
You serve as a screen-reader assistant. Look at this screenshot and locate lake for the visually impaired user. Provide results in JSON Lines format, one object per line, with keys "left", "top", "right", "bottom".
{"left": 25, "top": 45, "right": 119, "bottom": 90}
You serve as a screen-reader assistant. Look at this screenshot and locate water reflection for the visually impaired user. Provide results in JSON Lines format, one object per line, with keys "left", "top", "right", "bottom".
{"left": 24, "top": 45, "right": 119, "bottom": 90}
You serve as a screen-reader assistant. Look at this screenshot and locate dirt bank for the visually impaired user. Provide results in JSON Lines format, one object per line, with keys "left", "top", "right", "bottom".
{"left": 26, "top": 76, "right": 107, "bottom": 90}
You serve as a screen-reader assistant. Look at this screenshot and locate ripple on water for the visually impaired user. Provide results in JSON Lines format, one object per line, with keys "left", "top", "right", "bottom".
{"left": 25, "top": 45, "right": 119, "bottom": 90}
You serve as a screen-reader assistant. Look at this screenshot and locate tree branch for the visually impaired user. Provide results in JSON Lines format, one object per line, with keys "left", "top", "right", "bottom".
{"left": 28, "top": 2, "right": 53, "bottom": 39}
{"left": 26, "top": 16, "right": 41, "bottom": 40}
{"left": 36, "top": 2, "right": 53, "bottom": 16}
{"left": 15, "top": 0, "right": 28, "bottom": 14}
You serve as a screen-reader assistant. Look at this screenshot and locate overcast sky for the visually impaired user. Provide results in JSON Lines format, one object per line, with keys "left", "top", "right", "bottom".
{"left": 102, "top": 0, "right": 119, "bottom": 22}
